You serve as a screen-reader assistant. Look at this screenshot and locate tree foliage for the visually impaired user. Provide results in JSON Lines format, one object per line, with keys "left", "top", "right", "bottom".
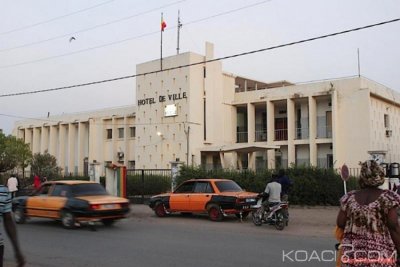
{"left": 0, "top": 132, "right": 32, "bottom": 173}
{"left": 30, "top": 150, "right": 61, "bottom": 178}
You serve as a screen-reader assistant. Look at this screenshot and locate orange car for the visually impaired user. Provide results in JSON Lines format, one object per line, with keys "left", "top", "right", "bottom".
{"left": 149, "top": 179, "right": 258, "bottom": 221}
{"left": 12, "top": 180, "right": 130, "bottom": 229}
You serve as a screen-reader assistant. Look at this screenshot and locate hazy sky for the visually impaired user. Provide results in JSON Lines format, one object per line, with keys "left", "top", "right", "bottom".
{"left": 1, "top": 0, "right": 399, "bottom": 134}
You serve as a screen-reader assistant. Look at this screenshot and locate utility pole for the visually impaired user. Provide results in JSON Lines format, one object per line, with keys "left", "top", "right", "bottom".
{"left": 184, "top": 123, "right": 190, "bottom": 165}
{"left": 176, "top": 10, "right": 182, "bottom": 55}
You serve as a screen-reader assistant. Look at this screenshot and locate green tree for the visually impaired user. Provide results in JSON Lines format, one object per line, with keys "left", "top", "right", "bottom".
{"left": 0, "top": 132, "right": 32, "bottom": 173}
{"left": 30, "top": 150, "right": 61, "bottom": 178}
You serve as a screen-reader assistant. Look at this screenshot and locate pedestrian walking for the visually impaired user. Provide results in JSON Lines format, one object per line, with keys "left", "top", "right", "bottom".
{"left": 6, "top": 175, "right": 18, "bottom": 199}
{"left": 0, "top": 185, "right": 25, "bottom": 266}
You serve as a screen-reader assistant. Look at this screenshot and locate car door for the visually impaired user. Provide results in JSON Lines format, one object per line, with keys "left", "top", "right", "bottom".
{"left": 26, "top": 183, "right": 52, "bottom": 217}
{"left": 45, "top": 184, "right": 70, "bottom": 218}
{"left": 169, "top": 181, "right": 195, "bottom": 211}
{"left": 190, "top": 181, "right": 214, "bottom": 212}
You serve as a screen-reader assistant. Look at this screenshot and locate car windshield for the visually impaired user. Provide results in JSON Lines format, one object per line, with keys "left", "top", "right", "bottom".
{"left": 71, "top": 183, "right": 108, "bottom": 197}
{"left": 215, "top": 181, "right": 243, "bottom": 192}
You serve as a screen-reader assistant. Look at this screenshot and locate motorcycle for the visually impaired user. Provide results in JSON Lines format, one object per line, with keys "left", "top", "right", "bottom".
{"left": 251, "top": 193, "right": 289, "bottom": 230}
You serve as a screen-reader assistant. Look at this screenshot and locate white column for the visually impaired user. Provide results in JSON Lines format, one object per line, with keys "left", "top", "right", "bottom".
{"left": 267, "top": 100, "right": 276, "bottom": 169}
{"left": 247, "top": 103, "right": 255, "bottom": 143}
{"left": 308, "top": 96, "right": 317, "bottom": 166}
{"left": 68, "top": 123, "right": 76, "bottom": 175}
{"left": 287, "top": 98, "right": 295, "bottom": 165}
{"left": 267, "top": 100, "right": 275, "bottom": 144}
{"left": 59, "top": 124, "right": 66, "bottom": 175}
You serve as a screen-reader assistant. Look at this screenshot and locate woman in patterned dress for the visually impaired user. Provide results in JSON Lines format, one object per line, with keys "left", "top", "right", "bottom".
{"left": 336, "top": 160, "right": 400, "bottom": 267}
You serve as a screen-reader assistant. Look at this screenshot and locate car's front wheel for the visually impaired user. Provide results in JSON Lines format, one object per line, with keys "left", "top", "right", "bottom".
{"left": 207, "top": 204, "right": 223, "bottom": 221}
{"left": 61, "top": 210, "right": 76, "bottom": 229}
{"left": 154, "top": 202, "right": 167, "bottom": 217}
{"left": 14, "top": 207, "right": 26, "bottom": 224}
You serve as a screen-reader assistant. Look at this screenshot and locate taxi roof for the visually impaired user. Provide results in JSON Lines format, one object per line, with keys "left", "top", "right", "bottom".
{"left": 185, "top": 178, "right": 233, "bottom": 182}
{"left": 44, "top": 180, "right": 97, "bottom": 185}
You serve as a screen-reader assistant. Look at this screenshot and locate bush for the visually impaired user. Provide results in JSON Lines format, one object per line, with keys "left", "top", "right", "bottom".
{"left": 126, "top": 174, "right": 171, "bottom": 196}
{"left": 176, "top": 165, "right": 359, "bottom": 206}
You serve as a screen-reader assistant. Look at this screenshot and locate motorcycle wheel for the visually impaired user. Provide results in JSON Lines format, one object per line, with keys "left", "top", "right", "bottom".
{"left": 252, "top": 210, "right": 262, "bottom": 226}
{"left": 275, "top": 211, "right": 285, "bottom": 230}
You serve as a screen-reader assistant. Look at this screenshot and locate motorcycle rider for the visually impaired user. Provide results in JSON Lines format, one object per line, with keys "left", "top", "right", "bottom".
{"left": 260, "top": 174, "right": 282, "bottom": 218}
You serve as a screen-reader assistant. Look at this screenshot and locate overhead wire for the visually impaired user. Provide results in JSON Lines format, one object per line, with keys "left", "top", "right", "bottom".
{"left": 0, "top": 0, "right": 187, "bottom": 53}
{"left": 0, "top": 17, "right": 399, "bottom": 98}
{"left": 0, "top": 0, "right": 116, "bottom": 36}
{"left": 0, "top": 0, "right": 271, "bottom": 69}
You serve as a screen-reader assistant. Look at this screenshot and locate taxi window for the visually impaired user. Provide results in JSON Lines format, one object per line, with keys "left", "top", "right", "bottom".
{"left": 51, "top": 185, "right": 71, "bottom": 197}
{"left": 38, "top": 184, "right": 51, "bottom": 195}
{"left": 174, "top": 181, "right": 195, "bottom": 193}
{"left": 194, "top": 182, "right": 214, "bottom": 193}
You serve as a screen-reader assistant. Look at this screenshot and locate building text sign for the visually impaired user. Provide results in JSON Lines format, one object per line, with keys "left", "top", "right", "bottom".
{"left": 137, "top": 92, "right": 187, "bottom": 106}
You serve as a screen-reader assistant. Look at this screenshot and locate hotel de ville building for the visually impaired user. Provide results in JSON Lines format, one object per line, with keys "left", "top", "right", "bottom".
{"left": 13, "top": 43, "right": 400, "bottom": 176}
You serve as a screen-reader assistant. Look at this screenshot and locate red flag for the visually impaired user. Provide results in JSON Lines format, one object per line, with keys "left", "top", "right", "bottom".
{"left": 161, "top": 18, "right": 167, "bottom": 31}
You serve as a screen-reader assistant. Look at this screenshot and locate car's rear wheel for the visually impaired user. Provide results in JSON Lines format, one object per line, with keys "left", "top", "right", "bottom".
{"left": 14, "top": 207, "right": 26, "bottom": 224}
{"left": 154, "top": 202, "right": 167, "bottom": 217}
{"left": 207, "top": 204, "right": 223, "bottom": 221}
{"left": 61, "top": 210, "right": 76, "bottom": 229}
{"left": 102, "top": 219, "right": 115, "bottom": 226}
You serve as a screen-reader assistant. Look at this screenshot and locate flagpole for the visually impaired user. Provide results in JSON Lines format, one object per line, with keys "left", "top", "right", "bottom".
{"left": 161, "top": 12, "right": 163, "bottom": 70}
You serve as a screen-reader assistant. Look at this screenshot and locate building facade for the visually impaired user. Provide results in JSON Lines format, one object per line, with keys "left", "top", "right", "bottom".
{"left": 13, "top": 43, "right": 400, "bottom": 175}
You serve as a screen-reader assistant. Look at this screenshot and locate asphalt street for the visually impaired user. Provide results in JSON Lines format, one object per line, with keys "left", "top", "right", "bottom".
{"left": 3, "top": 205, "right": 337, "bottom": 267}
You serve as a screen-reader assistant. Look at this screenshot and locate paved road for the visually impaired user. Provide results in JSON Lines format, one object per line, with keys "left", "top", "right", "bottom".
{"left": 3, "top": 205, "right": 337, "bottom": 267}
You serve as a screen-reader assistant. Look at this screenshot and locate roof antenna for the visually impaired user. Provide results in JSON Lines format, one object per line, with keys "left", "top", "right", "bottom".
{"left": 176, "top": 10, "right": 182, "bottom": 55}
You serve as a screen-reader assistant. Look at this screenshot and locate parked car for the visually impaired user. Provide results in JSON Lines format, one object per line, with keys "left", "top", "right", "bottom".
{"left": 12, "top": 180, "right": 130, "bottom": 229}
{"left": 149, "top": 179, "right": 258, "bottom": 221}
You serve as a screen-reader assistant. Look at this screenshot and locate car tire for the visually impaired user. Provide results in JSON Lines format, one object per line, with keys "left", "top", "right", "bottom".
{"left": 61, "top": 210, "right": 76, "bottom": 229}
{"left": 207, "top": 204, "right": 223, "bottom": 221}
{"left": 154, "top": 202, "right": 167, "bottom": 217}
{"left": 102, "top": 219, "right": 115, "bottom": 226}
{"left": 14, "top": 207, "right": 26, "bottom": 224}
{"left": 235, "top": 211, "right": 250, "bottom": 220}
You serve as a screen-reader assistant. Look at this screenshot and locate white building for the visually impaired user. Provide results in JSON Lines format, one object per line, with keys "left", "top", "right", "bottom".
{"left": 13, "top": 43, "right": 400, "bottom": 176}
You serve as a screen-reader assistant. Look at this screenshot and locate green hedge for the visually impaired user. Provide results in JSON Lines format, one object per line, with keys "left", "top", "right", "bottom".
{"left": 177, "top": 165, "right": 359, "bottom": 206}
{"left": 126, "top": 174, "right": 171, "bottom": 196}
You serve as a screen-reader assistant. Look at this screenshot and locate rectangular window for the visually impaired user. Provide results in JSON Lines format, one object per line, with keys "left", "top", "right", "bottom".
{"left": 129, "top": 127, "right": 136, "bottom": 138}
{"left": 128, "top": 161, "right": 135, "bottom": 169}
{"left": 118, "top": 128, "right": 124, "bottom": 138}
{"left": 106, "top": 129, "right": 112, "bottom": 139}
{"left": 384, "top": 114, "right": 390, "bottom": 128}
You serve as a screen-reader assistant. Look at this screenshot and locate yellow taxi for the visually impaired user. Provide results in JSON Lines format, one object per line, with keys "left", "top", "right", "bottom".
{"left": 149, "top": 179, "right": 258, "bottom": 221}
{"left": 12, "top": 180, "right": 130, "bottom": 229}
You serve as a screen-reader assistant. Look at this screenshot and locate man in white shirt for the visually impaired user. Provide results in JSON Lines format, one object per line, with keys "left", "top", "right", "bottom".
{"left": 7, "top": 175, "right": 18, "bottom": 199}
{"left": 264, "top": 175, "right": 282, "bottom": 204}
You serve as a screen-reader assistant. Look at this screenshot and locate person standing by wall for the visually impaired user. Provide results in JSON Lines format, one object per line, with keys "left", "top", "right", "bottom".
{"left": 0, "top": 185, "right": 25, "bottom": 266}
{"left": 6, "top": 175, "right": 18, "bottom": 199}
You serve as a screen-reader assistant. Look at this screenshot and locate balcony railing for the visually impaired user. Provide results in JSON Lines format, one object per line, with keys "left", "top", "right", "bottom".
{"left": 296, "top": 158, "right": 310, "bottom": 167}
{"left": 317, "top": 125, "right": 332, "bottom": 138}
{"left": 255, "top": 130, "right": 267, "bottom": 142}
{"left": 237, "top": 131, "right": 248, "bottom": 143}
{"left": 275, "top": 129, "right": 288, "bottom": 141}
{"left": 295, "top": 127, "right": 309, "bottom": 139}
